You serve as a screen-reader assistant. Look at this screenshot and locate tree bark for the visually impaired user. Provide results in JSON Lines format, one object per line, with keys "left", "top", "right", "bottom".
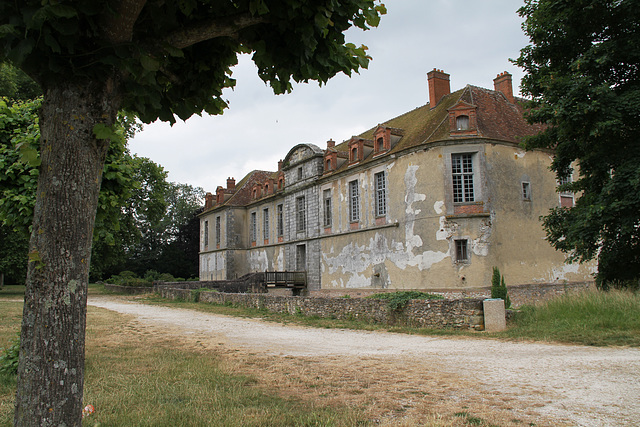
{"left": 14, "top": 77, "right": 119, "bottom": 426}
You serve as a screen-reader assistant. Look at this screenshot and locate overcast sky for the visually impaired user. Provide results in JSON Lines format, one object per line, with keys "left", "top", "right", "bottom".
{"left": 129, "top": 1, "right": 531, "bottom": 193}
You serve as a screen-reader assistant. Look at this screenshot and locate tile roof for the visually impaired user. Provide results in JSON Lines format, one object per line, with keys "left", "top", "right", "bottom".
{"left": 325, "top": 85, "right": 545, "bottom": 175}
{"left": 202, "top": 79, "right": 545, "bottom": 211}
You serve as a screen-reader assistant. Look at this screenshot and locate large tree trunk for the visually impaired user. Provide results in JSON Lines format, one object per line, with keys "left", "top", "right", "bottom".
{"left": 14, "top": 77, "right": 119, "bottom": 426}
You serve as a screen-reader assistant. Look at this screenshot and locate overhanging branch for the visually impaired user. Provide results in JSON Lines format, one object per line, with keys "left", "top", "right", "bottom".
{"left": 164, "top": 13, "right": 267, "bottom": 49}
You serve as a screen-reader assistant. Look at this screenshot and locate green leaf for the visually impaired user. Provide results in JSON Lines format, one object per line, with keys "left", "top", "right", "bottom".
{"left": 140, "top": 55, "right": 161, "bottom": 72}
{"left": 48, "top": 4, "right": 78, "bottom": 19}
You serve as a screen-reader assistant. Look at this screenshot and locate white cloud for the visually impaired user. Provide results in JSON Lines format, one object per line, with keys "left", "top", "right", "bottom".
{"left": 129, "top": 0, "right": 530, "bottom": 192}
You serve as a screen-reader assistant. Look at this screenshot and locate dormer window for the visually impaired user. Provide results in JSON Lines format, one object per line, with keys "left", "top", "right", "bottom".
{"left": 376, "top": 137, "right": 384, "bottom": 152}
{"left": 252, "top": 188, "right": 258, "bottom": 199}
{"left": 351, "top": 147, "right": 358, "bottom": 162}
{"left": 278, "top": 176, "right": 284, "bottom": 190}
{"left": 326, "top": 158, "right": 332, "bottom": 171}
{"left": 448, "top": 101, "right": 478, "bottom": 136}
{"left": 456, "top": 115, "right": 470, "bottom": 130}
{"left": 264, "top": 183, "right": 270, "bottom": 195}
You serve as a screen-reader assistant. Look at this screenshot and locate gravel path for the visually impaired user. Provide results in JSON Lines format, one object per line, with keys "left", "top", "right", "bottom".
{"left": 88, "top": 296, "right": 640, "bottom": 426}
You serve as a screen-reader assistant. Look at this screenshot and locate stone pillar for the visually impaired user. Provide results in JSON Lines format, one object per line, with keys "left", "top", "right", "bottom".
{"left": 483, "top": 298, "right": 506, "bottom": 332}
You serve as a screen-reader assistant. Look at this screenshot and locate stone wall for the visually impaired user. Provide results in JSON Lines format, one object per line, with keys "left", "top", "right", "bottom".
{"left": 310, "top": 281, "right": 595, "bottom": 308}
{"left": 157, "top": 288, "right": 485, "bottom": 330}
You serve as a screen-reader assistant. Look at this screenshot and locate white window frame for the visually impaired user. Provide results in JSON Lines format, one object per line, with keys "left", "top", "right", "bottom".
{"left": 250, "top": 212, "right": 257, "bottom": 242}
{"left": 374, "top": 171, "right": 387, "bottom": 217}
{"left": 349, "top": 180, "right": 360, "bottom": 222}
{"left": 452, "top": 153, "right": 475, "bottom": 203}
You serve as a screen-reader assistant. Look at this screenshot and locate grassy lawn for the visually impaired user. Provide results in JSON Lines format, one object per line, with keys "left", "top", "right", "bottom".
{"left": 0, "top": 295, "right": 367, "bottom": 426}
{"left": 500, "top": 289, "right": 640, "bottom": 346}
{"left": 1, "top": 284, "right": 638, "bottom": 425}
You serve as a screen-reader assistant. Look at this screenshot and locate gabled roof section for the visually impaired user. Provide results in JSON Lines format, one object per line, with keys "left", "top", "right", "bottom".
{"left": 201, "top": 170, "right": 274, "bottom": 214}
{"left": 283, "top": 143, "right": 324, "bottom": 168}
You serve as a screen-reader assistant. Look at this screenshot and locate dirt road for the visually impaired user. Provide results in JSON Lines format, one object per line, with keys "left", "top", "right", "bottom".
{"left": 88, "top": 296, "right": 640, "bottom": 426}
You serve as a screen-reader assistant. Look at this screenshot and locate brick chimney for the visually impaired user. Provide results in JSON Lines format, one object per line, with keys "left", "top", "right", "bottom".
{"left": 204, "top": 192, "right": 214, "bottom": 209}
{"left": 327, "top": 139, "right": 335, "bottom": 149}
{"left": 227, "top": 177, "right": 236, "bottom": 190}
{"left": 278, "top": 159, "right": 283, "bottom": 171}
{"left": 427, "top": 68, "right": 450, "bottom": 109}
{"left": 494, "top": 71, "right": 514, "bottom": 103}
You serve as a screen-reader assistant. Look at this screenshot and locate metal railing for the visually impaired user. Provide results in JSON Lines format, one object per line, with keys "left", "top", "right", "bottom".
{"left": 264, "top": 271, "right": 307, "bottom": 288}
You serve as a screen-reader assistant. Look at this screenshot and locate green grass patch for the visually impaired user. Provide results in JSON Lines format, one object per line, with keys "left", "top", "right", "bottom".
{"left": 0, "top": 285, "right": 25, "bottom": 300}
{"left": 366, "top": 291, "right": 444, "bottom": 310}
{"left": 502, "top": 289, "right": 640, "bottom": 346}
{"left": 0, "top": 301, "right": 367, "bottom": 426}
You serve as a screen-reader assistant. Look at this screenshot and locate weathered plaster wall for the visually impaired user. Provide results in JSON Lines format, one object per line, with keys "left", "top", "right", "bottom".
{"left": 319, "top": 143, "right": 595, "bottom": 291}
{"left": 482, "top": 144, "right": 596, "bottom": 284}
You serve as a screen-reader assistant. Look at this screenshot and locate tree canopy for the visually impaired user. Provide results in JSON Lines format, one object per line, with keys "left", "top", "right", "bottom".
{"left": 1, "top": 2, "right": 385, "bottom": 424}
{"left": 515, "top": 0, "right": 640, "bottom": 288}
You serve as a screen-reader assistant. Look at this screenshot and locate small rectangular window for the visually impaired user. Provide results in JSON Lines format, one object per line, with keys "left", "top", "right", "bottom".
{"left": 250, "top": 212, "right": 257, "bottom": 242}
{"left": 277, "top": 204, "right": 284, "bottom": 237}
{"left": 215, "top": 216, "right": 221, "bottom": 245}
{"left": 558, "top": 175, "right": 574, "bottom": 207}
{"left": 323, "top": 189, "right": 332, "bottom": 227}
{"left": 263, "top": 208, "right": 269, "bottom": 241}
{"left": 296, "top": 196, "right": 306, "bottom": 232}
{"left": 452, "top": 153, "right": 475, "bottom": 203}
{"left": 297, "top": 167, "right": 303, "bottom": 180}
{"left": 455, "top": 239, "right": 468, "bottom": 262}
{"left": 204, "top": 220, "right": 209, "bottom": 247}
{"left": 522, "top": 182, "right": 531, "bottom": 200}
{"left": 349, "top": 180, "right": 360, "bottom": 222}
{"left": 375, "top": 171, "right": 387, "bottom": 217}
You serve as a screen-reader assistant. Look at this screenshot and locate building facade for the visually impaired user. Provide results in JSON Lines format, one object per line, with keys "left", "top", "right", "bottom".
{"left": 199, "top": 69, "right": 595, "bottom": 291}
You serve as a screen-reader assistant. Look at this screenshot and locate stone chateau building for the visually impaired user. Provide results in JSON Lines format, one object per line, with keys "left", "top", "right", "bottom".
{"left": 198, "top": 68, "right": 595, "bottom": 292}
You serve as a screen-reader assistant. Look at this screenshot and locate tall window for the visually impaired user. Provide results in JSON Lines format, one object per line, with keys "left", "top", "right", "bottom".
{"left": 204, "top": 220, "right": 209, "bottom": 247}
{"left": 263, "top": 208, "right": 269, "bottom": 241}
{"left": 376, "top": 137, "right": 384, "bottom": 152}
{"left": 215, "top": 216, "right": 221, "bottom": 245}
{"left": 323, "top": 189, "right": 332, "bottom": 227}
{"left": 277, "top": 204, "right": 284, "bottom": 237}
{"left": 455, "top": 239, "right": 468, "bottom": 262}
{"left": 296, "top": 196, "right": 306, "bottom": 232}
{"left": 297, "top": 167, "right": 303, "bottom": 180}
{"left": 250, "top": 212, "right": 256, "bottom": 242}
{"left": 452, "top": 153, "right": 475, "bottom": 203}
{"left": 374, "top": 171, "right": 387, "bottom": 217}
{"left": 349, "top": 180, "right": 360, "bottom": 222}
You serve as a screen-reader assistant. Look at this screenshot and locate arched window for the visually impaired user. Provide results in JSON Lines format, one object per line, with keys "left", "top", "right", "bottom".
{"left": 456, "top": 115, "right": 470, "bottom": 130}
{"left": 326, "top": 158, "right": 332, "bottom": 171}
{"left": 351, "top": 147, "right": 358, "bottom": 162}
{"left": 376, "top": 137, "right": 384, "bottom": 152}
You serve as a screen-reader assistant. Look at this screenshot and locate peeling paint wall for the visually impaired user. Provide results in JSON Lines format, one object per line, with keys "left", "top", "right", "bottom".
{"left": 200, "top": 141, "right": 595, "bottom": 289}
{"left": 319, "top": 143, "right": 595, "bottom": 290}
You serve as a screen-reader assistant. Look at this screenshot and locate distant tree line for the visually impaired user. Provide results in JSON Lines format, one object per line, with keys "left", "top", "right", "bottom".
{"left": 0, "top": 62, "right": 203, "bottom": 285}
